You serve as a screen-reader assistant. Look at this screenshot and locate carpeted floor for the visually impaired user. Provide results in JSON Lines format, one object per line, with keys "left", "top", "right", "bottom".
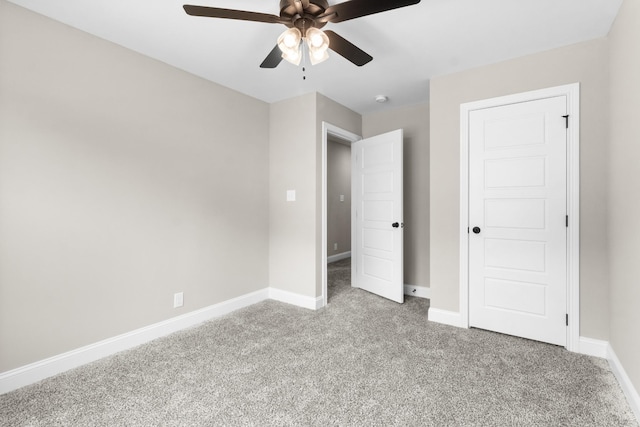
{"left": 1, "top": 258, "right": 637, "bottom": 426}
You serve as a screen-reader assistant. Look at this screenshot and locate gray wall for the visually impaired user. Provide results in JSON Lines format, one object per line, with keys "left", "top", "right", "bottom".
{"left": 429, "top": 38, "right": 610, "bottom": 340}
{"left": 269, "top": 93, "right": 361, "bottom": 298}
{"left": 0, "top": 1, "right": 270, "bottom": 372}
{"left": 326, "top": 138, "right": 351, "bottom": 257}
{"left": 315, "top": 94, "right": 362, "bottom": 296}
{"left": 608, "top": 0, "right": 640, "bottom": 398}
{"left": 363, "top": 104, "right": 430, "bottom": 288}
{"left": 269, "top": 93, "right": 318, "bottom": 298}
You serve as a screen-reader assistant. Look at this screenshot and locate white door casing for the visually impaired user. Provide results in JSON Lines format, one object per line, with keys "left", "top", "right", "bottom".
{"left": 352, "top": 130, "right": 404, "bottom": 303}
{"left": 321, "top": 123, "right": 361, "bottom": 308}
{"left": 469, "top": 96, "right": 567, "bottom": 346}
{"left": 460, "top": 83, "right": 590, "bottom": 353}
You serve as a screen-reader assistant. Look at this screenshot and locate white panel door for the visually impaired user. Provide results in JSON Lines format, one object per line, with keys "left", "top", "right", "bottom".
{"left": 353, "top": 130, "right": 403, "bottom": 303}
{"left": 469, "top": 96, "right": 567, "bottom": 346}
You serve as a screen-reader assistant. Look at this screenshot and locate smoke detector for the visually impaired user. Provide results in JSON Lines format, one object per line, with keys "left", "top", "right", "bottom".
{"left": 375, "top": 95, "right": 388, "bottom": 103}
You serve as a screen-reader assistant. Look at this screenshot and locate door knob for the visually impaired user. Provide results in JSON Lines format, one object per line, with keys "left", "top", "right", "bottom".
{"left": 472, "top": 226, "right": 481, "bottom": 234}
{"left": 392, "top": 222, "right": 400, "bottom": 228}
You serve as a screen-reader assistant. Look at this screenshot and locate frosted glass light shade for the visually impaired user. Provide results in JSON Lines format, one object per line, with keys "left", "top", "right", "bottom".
{"left": 282, "top": 48, "right": 302, "bottom": 66}
{"left": 305, "top": 27, "right": 329, "bottom": 65}
{"left": 309, "top": 47, "right": 329, "bottom": 65}
{"left": 277, "top": 28, "right": 302, "bottom": 65}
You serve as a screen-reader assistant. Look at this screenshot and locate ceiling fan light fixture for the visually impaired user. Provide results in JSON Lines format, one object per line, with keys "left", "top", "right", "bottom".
{"left": 278, "top": 27, "right": 302, "bottom": 65}
{"left": 281, "top": 48, "right": 302, "bottom": 66}
{"left": 309, "top": 47, "right": 329, "bottom": 65}
{"left": 185, "top": 0, "right": 423, "bottom": 69}
{"left": 277, "top": 27, "right": 302, "bottom": 53}
{"left": 305, "top": 27, "right": 329, "bottom": 65}
{"left": 306, "top": 27, "right": 329, "bottom": 50}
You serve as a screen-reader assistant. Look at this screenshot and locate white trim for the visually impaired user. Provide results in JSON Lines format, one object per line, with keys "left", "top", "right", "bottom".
{"left": 459, "top": 83, "right": 580, "bottom": 351}
{"left": 327, "top": 251, "right": 351, "bottom": 264}
{"left": 608, "top": 344, "right": 640, "bottom": 422}
{"left": 0, "top": 286, "right": 329, "bottom": 395}
{"left": 459, "top": 97, "right": 470, "bottom": 329}
{"left": 565, "top": 85, "right": 581, "bottom": 352}
{"left": 427, "top": 308, "right": 464, "bottom": 328}
{"left": 268, "top": 287, "right": 323, "bottom": 310}
{"left": 0, "top": 288, "right": 270, "bottom": 395}
{"left": 404, "top": 284, "right": 431, "bottom": 299}
{"left": 321, "top": 122, "right": 361, "bottom": 309}
{"left": 577, "top": 336, "right": 608, "bottom": 358}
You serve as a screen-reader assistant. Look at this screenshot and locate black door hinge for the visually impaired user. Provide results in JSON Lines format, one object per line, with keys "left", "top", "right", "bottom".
{"left": 562, "top": 115, "right": 569, "bottom": 129}
{"left": 566, "top": 314, "right": 569, "bottom": 326}
{"left": 566, "top": 215, "right": 569, "bottom": 227}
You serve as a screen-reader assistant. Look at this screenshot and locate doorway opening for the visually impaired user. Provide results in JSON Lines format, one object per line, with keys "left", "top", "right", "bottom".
{"left": 321, "top": 122, "right": 361, "bottom": 307}
{"left": 322, "top": 123, "right": 406, "bottom": 307}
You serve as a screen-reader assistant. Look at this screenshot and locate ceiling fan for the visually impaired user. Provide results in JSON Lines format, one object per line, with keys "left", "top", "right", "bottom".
{"left": 183, "top": 0, "right": 421, "bottom": 68}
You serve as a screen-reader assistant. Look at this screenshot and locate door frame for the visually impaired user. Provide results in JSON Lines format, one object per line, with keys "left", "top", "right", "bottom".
{"left": 321, "top": 122, "right": 361, "bottom": 308}
{"left": 459, "top": 83, "right": 580, "bottom": 351}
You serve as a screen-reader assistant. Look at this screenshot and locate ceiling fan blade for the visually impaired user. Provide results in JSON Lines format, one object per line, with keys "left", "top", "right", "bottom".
{"left": 183, "top": 5, "right": 285, "bottom": 24}
{"left": 260, "top": 45, "right": 284, "bottom": 68}
{"left": 325, "top": 30, "right": 372, "bottom": 66}
{"left": 324, "top": 0, "right": 420, "bottom": 23}
{"left": 293, "top": 0, "right": 305, "bottom": 15}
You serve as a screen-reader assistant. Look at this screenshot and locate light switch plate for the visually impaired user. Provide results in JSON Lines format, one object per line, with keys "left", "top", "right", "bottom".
{"left": 286, "top": 190, "right": 296, "bottom": 202}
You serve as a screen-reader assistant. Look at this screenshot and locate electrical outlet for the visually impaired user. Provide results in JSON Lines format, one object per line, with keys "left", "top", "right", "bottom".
{"left": 333, "top": 243, "right": 338, "bottom": 251}
{"left": 173, "top": 292, "right": 184, "bottom": 308}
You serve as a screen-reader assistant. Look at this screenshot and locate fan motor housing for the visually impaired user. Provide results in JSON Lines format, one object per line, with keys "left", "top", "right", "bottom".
{"left": 279, "top": 0, "right": 329, "bottom": 30}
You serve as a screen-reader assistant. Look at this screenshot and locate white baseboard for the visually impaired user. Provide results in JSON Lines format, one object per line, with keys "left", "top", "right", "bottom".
{"left": 404, "top": 284, "right": 431, "bottom": 299}
{"left": 268, "top": 287, "right": 323, "bottom": 310}
{"left": 0, "top": 288, "right": 269, "bottom": 395}
{"left": 427, "top": 307, "right": 464, "bottom": 328}
{"left": 577, "top": 336, "right": 608, "bottom": 358}
{"left": 10, "top": 286, "right": 636, "bottom": 425}
{"left": 327, "top": 251, "right": 351, "bottom": 263}
{"left": 0, "top": 286, "right": 328, "bottom": 395}
{"left": 608, "top": 344, "right": 640, "bottom": 422}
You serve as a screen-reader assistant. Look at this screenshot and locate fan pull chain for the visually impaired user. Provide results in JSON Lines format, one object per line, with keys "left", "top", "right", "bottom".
{"left": 302, "top": 44, "right": 309, "bottom": 80}
{"left": 301, "top": 23, "right": 307, "bottom": 80}
{"left": 301, "top": 43, "right": 306, "bottom": 79}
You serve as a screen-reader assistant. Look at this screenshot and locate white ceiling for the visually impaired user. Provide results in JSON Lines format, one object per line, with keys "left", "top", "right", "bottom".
{"left": 7, "top": 0, "right": 622, "bottom": 114}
